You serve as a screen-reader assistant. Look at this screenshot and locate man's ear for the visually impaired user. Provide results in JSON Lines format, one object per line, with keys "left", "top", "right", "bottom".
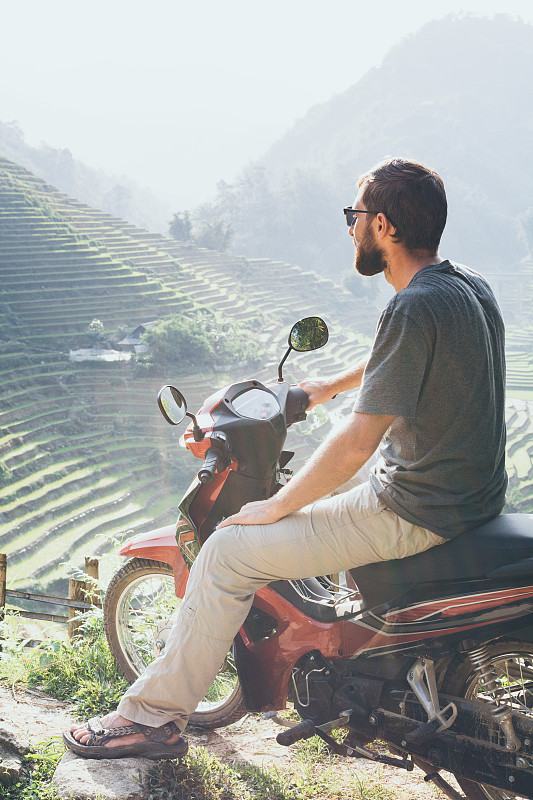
{"left": 375, "top": 212, "right": 396, "bottom": 240}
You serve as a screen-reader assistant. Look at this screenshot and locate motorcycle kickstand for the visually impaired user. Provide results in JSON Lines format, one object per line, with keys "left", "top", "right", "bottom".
{"left": 275, "top": 709, "right": 414, "bottom": 771}
{"left": 315, "top": 727, "right": 414, "bottom": 771}
{"left": 411, "top": 756, "right": 466, "bottom": 800}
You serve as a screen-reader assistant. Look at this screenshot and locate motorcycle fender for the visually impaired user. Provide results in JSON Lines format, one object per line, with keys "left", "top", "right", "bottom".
{"left": 233, "top": 586, "right": 343, "bottom": 713}
{"left": 119, "top": 524, "right": 189, "bottom": 597}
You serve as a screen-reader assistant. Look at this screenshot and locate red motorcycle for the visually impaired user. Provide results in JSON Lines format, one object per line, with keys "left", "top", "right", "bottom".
{"left": 104, "top": 317, "right": 533, "bottom": 800}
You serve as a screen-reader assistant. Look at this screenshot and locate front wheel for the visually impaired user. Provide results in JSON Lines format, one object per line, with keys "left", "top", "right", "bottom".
{"left": 442, "top": 641, "right": 533, "bottom": 800}
{"left": 103, "top": 557, "right": 245, "bottom": 729}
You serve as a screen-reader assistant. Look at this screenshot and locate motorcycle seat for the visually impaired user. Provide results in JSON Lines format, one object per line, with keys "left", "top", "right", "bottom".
{"left": 350, "top": 513, "right": 533, "bottom": 610}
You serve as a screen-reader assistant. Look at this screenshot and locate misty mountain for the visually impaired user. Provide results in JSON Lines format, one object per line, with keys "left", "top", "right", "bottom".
{"left": 0, "top": 120, "right": 170, "bottom": 233}
{"left": 195, "top": 15, "right": 533, "bottom": 311}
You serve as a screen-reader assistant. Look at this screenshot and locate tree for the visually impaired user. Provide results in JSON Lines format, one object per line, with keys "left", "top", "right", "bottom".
{"left": 194, "top": 219, "right": 233, "bottom": 252}
{"left": 0, "top": 461, "right": 11, "bottom": 487}
{"left": 342, "top": 270, "right": 380, "bottom": 302}
{"left": 169, "top": 211, "right": 192, "bottom": 242}
{"left": 87, "top": 318, "right": 105, "bottom": 346}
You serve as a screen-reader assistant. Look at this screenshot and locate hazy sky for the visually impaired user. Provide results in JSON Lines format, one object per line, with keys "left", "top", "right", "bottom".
{"left": 1, "top": 0, "right": 532, "bottom": 211}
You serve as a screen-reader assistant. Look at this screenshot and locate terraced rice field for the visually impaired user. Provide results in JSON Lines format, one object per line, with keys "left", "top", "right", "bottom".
{"left": 1, "top": 156, "right": 533, "bottom": 605}
{"left": 0, "top": 157, "right": 373, "bottom": 598}
{"left": 506, "top": 397, "right": 533, "bottom": 507}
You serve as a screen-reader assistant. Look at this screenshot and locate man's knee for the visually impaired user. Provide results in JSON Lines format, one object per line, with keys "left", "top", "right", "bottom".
{"left": 196, "top": 525, "right": 241, "bottom": 570}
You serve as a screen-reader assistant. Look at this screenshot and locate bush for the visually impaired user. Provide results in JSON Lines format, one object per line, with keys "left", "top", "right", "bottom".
{"left": 137, "top": 312, "right": 264, "bottom": 372}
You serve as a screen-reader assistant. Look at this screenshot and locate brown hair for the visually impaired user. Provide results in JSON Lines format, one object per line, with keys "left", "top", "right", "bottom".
{"left": 358, "top": 158, "right": 447, "bottom": 252}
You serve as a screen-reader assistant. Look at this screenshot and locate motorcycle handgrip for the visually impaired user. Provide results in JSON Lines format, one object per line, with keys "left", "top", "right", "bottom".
{"left": 198, "top": 447, "right": 221, "bottom": 484}
{"left": 285, "top": 386, "right": 310, "bottom": 425}
{"left": 276, "top": 719, "right": 315, "bottom": 746}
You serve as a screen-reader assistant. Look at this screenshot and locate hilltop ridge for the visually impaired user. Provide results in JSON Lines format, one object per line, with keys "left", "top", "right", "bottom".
{"left": 0, "top": 119, "right": 168, "bottom": 233}
{"left": 202, "top": 15, "right": 533, "bottom": 316}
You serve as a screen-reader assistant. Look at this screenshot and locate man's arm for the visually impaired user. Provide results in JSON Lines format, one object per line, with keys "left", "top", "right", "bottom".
{"left": 299, "top": 356, "right": 369, "bottom": 410}
{"left": 217, "top": 410, "right": 394, "bottom": 528}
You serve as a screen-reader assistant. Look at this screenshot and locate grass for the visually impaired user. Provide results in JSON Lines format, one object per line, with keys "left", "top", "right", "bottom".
{"left": 0, "top": 610, "right": 128, "bottom": 719}
{"left": 1, "top": 739, "right": 64, "bottom": 800}
{"left": 141, "top": 746, "right": 397, "bottom": 800}
{"left": 0, "top": 610, "right": 400, "bottom": 800}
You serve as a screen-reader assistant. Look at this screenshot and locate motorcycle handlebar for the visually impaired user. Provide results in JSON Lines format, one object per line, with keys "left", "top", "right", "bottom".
{"left": 198, "top": 447, "right": 222, "bottom": 484}
{"left": 285, "top": 385, "right": 310, "bottom": 425}
{"left": 196, "top": 386, "right": 309, "bottom": 481}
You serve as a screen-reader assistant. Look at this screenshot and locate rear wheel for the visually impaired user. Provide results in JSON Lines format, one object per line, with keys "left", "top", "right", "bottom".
{"left": 443, "top": 642, "right": 533, "bottom": 800}
{"left": 103, "top": 557, "right": 245, "bottom": 728}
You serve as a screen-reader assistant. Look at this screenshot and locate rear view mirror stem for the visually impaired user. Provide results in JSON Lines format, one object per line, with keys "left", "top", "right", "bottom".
{"left": 277, "top": 346, "right": 292, "bottom": 383}
{"left": 189, "top": 415, "right": 205, "bottom": 441}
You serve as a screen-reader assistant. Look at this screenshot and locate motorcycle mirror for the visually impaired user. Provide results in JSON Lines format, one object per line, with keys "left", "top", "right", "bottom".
{"left": 289, "top": 317, "right": 329, "bottom": 352}
{"left": 278, "top": 317, "right": 329, "bottom": 382}
{"left": 158, "top": 385, "right": 188, "bottom": 425}
{"left": 158, "top": 386, "right": 205, "bottom": 441}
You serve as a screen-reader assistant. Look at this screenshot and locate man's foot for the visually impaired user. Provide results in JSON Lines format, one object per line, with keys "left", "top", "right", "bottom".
{"left": 63, "top": 711, "right": 187, "bottom": 760}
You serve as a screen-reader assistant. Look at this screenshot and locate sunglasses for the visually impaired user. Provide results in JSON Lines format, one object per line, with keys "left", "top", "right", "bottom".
{"left": 343, "top": 207, "right": 377, "bottom": 227}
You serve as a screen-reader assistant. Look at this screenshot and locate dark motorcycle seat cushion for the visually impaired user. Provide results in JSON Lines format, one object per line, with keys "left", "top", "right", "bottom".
{"left": 350, "top": 513, "right": 533, "bottom": 609}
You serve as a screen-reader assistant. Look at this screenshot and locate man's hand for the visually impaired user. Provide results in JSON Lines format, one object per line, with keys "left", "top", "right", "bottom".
{"left": 216, "top": 496, "right": 286, "bottom": 529}
{"left": 298, "top": 378, "right": 336, "bottom": 411}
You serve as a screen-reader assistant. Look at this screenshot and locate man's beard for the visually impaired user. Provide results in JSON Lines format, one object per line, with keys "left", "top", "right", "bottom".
{"left": 354, "top": 228, "right": 388, "bottom": 276}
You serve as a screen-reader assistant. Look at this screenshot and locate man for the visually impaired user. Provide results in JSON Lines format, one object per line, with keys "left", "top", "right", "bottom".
{"left": 64, "top": 158, "right": 507, "bottom": 758}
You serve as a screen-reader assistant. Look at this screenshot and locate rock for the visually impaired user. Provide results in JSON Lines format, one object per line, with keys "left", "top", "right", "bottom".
{"left": 0, "top": 723, "right": 31, "bottom": 786}
{"left": 52, "top": 751, "right": 155, "bottom": 800}
{"left": 0, "top": 748, "right": 25, "bottom": 786}
{"left": 0, "top": 723, "right": 31, "bottom": 755}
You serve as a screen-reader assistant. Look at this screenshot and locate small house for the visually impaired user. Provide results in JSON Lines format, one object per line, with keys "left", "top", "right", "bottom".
{"left": 118, "top": 321, "right": 158, "bottom": 354}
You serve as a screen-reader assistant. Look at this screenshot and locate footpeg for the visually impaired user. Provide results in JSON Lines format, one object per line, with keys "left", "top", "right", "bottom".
{"left": 277, "top": 709, "right": 352, "bottom": 746}
{"left": 276, "top": 719, "right": 315, "bottom": 746}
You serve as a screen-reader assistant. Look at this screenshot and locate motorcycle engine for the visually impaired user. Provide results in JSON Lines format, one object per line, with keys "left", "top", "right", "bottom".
{"left": 291, "top": 651, "right": 384, "bottom": 732}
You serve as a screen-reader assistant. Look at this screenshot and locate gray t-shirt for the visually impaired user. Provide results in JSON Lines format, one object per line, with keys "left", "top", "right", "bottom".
{"left": 354, "top": 260, "right": 507, "bottom": 539}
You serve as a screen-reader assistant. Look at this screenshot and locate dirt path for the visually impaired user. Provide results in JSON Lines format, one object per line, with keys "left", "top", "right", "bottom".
{"left": 1, "top": 685, "right": 458, "bottom": 798}
{"left": 0, "top": 683, "right": 74, "bottom": 745}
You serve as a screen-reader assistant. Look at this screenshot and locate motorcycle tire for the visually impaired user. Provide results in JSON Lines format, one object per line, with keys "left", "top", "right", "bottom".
{"left": 442, "top": 640, "right": 533, "bottom": 800}
{"left": 103, "top": 557, "right": 245, "bottom": 729}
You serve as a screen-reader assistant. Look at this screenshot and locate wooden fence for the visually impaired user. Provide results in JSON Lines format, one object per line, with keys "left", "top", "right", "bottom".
{"left": 0, "top": 553, "right": 101, "bottom": 638}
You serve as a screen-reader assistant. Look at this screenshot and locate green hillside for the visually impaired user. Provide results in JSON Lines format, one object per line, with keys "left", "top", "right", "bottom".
{"left": 1, "top": 156, "right": 533, "bottom": 604}
{"left": 0, "top": 157, "right": 373, "bottom": 597}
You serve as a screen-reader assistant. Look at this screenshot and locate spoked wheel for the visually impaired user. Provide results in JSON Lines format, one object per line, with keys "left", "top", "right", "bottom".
{"left": 103, "top": 557, "right": 245, "bottom": 728}
{"left": 443, "top": 642, "right": 533, "bottom": 800}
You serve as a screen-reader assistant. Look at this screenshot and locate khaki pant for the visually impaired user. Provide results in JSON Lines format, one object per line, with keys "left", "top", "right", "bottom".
{"left": 118, "top": 469, "right": 444, "bottom": 731}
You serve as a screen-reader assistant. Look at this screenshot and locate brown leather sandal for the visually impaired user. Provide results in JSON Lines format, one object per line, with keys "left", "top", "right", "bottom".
{"left": 62, "top": 716, "right": 188, "bottom": 760}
